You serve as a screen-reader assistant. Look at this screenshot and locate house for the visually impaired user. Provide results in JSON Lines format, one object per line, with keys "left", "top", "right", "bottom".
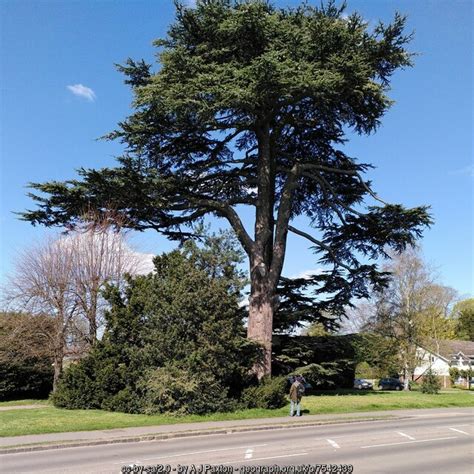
{"left": 414, "top": 340, "right": 474, "bottom": 388}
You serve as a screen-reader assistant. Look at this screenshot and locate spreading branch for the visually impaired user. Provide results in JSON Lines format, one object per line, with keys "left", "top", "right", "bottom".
{"left": 288, "top": 225, "right": 355, "bottom": 272}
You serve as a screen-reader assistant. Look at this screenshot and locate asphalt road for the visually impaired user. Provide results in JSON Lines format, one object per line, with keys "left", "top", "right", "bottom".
{"left": 2, "top": 409, "right": 473, "bottom": 474}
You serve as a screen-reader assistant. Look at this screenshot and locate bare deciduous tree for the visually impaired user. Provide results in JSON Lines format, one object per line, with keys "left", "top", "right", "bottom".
{"left": 3, "top": 237, "right": 78, "bottom": 390}
{"left": 2, "top": 214, "right": 145, "bottom": 391}
{"left": 0, "top": 312, "right": 55, "bottom": 365}
{"left": 67, "top": 213, "right": 143, "bottom": 343}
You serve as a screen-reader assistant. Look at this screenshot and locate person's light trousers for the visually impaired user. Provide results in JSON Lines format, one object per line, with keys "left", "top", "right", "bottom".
{"left": 290, "top": 399, "right": 301, "bottom": 416}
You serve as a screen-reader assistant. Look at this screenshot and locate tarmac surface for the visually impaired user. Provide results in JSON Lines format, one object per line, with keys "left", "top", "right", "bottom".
{"left": 1, "top": 407, "right": 473, "bottom": 473}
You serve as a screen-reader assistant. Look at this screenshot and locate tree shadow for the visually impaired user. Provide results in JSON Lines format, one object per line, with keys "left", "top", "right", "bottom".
{"left": 308, "top": 389, "right": 392, "bottom": 397}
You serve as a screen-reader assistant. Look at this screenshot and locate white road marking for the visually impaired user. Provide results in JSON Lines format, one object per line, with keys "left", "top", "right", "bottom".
{"left": 314, "top": 435, "right": 348, "bottom": 440}
{"left": 113, "top": 444, "right": 267, "bottom": 464}
{"left": 361, "top": 436, "right": 458, "bottom": 449}
{"left": 396, "top": 431, "right": 416, "bottom": 440}
{"left": 449, "top": 427, "right": 470, "bottom": 435}
{"left": 409, "top": 413, "right": 466, "bottom": 417}
{"left": 327, "top": 439, "right": 340, "bottom": 449}
{"left": 244, "top": 448, "right": 253, "bottom": 459}
{"left": 222, "top": 452, "right": 308, "bottom": 464}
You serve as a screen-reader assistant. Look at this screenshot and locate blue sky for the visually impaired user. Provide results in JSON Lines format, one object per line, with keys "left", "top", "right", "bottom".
{"left": 1, "top": 0, "right": 472, "bottom": 298}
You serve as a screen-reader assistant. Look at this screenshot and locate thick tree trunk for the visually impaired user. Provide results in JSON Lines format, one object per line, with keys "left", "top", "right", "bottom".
{"left": 247, "top": 121, "right": 277, "bottom": 379}
{"left": 247, "top": 264, "right": 276, "bottom": 378}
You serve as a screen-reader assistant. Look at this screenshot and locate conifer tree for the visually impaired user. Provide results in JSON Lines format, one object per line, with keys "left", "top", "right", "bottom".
{"left": 23, "top": 1, "right": 431, "bottom": 377}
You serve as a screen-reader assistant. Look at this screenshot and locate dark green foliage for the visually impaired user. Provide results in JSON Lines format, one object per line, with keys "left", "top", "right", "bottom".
{"left": 52, "top": 360, "right": 100, "bottom": 409}
{"left": 272, "top": 335, "right": 357, "bottom": 389}
{"left": 293, "top": 362, "right": 343, "bottom": 390}
{"left": 22, "top": 1, "right": 431, "bottom": 348}
{"left": 241, "top": 376, "right": 287, "bottom": 409}
{"left": 421, "top": 369, "right": 441, "bottom": 394}
{"left": 101, "top": 387, "right": 142, "bottom": 414}
{"left": 53, "top": 249, "right": 261, "bottom": 414}
{"left": 0, "top": 361, "right": 53, "bottom": 401}
{"left": 182, "top": 225, "right": 248, "bottom": 295}
{"left": 274, "top": 278, "right": 345, "bottom": 333}
{"left": 351, "top": 333, "right": 400, "bottom": 378}
{"left": 0, "top": 312, "right": 54, "bottom": 400}
{"left": 272, "top": 332, "right": 400, "bottom": 388}
{"left": 140, "top": 365, "right": 239, "bottom": 415}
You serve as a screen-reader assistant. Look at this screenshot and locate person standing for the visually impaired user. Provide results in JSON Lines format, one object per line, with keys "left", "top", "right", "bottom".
{"left": 289, "top": 375, "right": 305, "bottom": 416}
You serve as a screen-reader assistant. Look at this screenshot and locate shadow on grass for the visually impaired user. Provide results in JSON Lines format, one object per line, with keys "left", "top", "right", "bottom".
{"left": 307, "top": 389, "right": 393, "bottom": 397}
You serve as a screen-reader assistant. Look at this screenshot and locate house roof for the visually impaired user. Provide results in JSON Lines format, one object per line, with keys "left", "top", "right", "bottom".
{"left": 435, "top": 340, "right": 474, "bottom": 359}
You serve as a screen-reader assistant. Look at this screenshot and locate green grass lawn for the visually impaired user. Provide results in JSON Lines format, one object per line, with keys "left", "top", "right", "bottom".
{"left": 1, "top": 390, "right": 472, "bottom": 438}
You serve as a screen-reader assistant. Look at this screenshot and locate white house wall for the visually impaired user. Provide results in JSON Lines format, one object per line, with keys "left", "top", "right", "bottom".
{"left": 414, "top": 350, "right": 450, "bottom": 376}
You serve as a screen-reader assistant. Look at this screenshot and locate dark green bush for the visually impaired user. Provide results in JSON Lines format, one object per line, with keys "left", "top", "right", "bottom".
{"left": 0, "top": 312, "right": 55, "bottom": 400}
{"left": 292, "top": 362, "right": 342, "bottom": 390}
{"left": 139, "top": 365, "right": 238, "bottom": 415}
{"left": 272, "top": 335, "right": 357, "bottom": 388}
{"left": 421, "top": 370, "right": 441, "bottom": 394}
{"left": 101, "top": 387, "right": 142, "bottom": 413}
{"left": 0, "top": 360, "right": 53, "bottom": 401}
{"left": 52, "top": 360, "right": 100, "bottom": 409}
{"left": 53, "top": 250, "right": 261, "bottom": 414}
{"left": 241, "top": 376, "right": 287, "bottom": 409}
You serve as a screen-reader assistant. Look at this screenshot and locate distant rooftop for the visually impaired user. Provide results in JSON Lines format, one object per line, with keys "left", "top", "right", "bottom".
{"left": 435, "top": 340, "right": 474, "bottom": 359}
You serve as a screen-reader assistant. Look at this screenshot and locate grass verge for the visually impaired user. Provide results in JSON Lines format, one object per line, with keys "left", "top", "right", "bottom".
{"left": 1, "top": 390, "right": 472, "bottom": 438}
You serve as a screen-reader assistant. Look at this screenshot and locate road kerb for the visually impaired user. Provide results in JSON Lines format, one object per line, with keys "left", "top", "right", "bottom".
{"left": 0, "top": 415, "right": 401, "bottom": 455}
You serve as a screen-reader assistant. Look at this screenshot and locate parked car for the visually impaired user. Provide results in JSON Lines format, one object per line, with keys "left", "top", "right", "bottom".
{"left": 354, "top": 378, "right": 373, "bottom": 390}
{"left": 378, "top": 377, "right": 404, "bottom": 391}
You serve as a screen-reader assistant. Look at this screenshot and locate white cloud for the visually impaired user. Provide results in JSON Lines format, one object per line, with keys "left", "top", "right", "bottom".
{"left": 67, "top": 84, "right": 96, "bottom": 102}
{"left": 132, "top": 251, "right": 155, "bottom": 275}
{"left": 290, "top": 268, "right": 324, "bottom": 280}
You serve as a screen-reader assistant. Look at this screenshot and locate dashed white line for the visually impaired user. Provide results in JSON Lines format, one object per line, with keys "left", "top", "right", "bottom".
{"left": 396, "top": 431, "right": 416, "bottom": 440}
{"left": 409, "top": 413, "right": 466, "bottom": 417}
{"left": 222, "top": 452, "right": 308, "bottom": 464}
{"left": 327, "top": 439, "right": 340, "bottom": 449}
{"left": 113, "top": 444, "right": 268, "bottom": 464}
{"left": 244, "top": 448, "right": 254, "bottom": 459}
{"left": 449, "top": 427, "right": 470, "bottom": 435}
{"left": 361, "top": 436, "right": 458, "bottom": 449}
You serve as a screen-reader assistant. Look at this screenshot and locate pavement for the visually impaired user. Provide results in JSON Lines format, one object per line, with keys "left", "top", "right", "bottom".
{"left": 0, "top": 407, "right": 457, "bottom": 454}
{"left": 0, "top": 404, "right": 48, "bottom": 411}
